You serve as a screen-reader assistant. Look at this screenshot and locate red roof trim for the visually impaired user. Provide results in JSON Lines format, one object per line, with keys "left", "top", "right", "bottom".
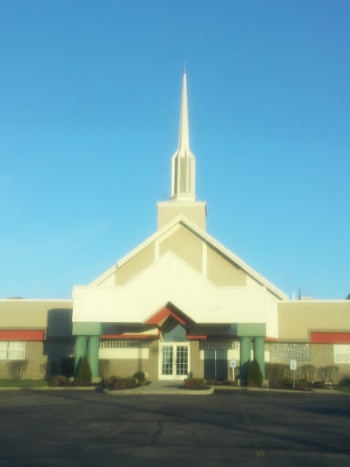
{"left": 310, "top": 332, "right": 350, "bottom": 344}
{"left": 144, "top": 307, "right": 187, "bottom": 326}
{"left": 0, "top": 330, "right": 45, "bottom": 341}
{"left": 187, "top": 335, "right": 207, "bottom": 340}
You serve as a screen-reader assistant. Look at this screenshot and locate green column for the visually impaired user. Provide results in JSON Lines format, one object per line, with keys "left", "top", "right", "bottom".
{"left": 75, "top": 335, "right": 87, "bottom": 375}
{"left": 87, "top": 335, "right": 100, "bottom": 380}
{"left": 253, "top": 336, "right": 265, "bottom": 378}
{"left": 240, "top": 336, "right": 251, "bottom": 386}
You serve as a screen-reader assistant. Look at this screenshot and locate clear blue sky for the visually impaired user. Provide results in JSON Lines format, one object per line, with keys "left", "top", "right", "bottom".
{"left": 1, "top": 0, "right": 349, "bottom": 300}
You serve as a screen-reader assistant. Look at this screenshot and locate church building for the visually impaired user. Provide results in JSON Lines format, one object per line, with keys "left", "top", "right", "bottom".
{"left": 0, "top": 73, "right": 349, "bottom": 384}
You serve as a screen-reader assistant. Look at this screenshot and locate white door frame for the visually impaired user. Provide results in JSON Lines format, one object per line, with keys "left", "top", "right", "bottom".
{"left": 158, "top": 342, "right": 190, "bottom": 380}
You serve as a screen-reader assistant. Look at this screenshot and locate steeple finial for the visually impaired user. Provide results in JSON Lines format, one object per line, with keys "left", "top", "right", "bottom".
{"left": 170, "top": 72, "right": 196, "bottom": 201}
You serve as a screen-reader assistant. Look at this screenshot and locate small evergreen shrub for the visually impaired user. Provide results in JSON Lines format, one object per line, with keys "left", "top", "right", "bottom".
{"left": 247, "top": 358, "right": 263, "bottom": 387}
{"left": 133, "top": 371, "right": 146, "bottom": 386}
{"left": 76, "top": 357, "right": 92, "bottom": 384}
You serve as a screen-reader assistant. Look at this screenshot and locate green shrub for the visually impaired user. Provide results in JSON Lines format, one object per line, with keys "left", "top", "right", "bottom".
{"left": 266, "top": 363, "right": 291, "bottom": 387}
{"left": 76, "top": 357, "right": 92, "bottom": 384}
{"left": 133, "top": 371, "right": 146, "bottom": 386}
{"left": 247, "top": 358, "right": 263, "bottom": 387}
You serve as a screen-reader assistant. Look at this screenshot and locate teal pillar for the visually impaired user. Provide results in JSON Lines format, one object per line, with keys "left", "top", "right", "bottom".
{"left": 87, "top": 335, "right": 100, "bottom": 379}
{"left": 240, "top": 336, "right": 251, "bottom": 386}
{"left": 75, "top": 335, "right": 87, "bottom": 375}
{"left": 253, "top": 336, "right": 265, "bottom": 378}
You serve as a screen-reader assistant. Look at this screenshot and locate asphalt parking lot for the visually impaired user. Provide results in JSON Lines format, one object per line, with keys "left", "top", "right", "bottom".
{"left": 0, "top": 389, "right": 349, "bottom": 466}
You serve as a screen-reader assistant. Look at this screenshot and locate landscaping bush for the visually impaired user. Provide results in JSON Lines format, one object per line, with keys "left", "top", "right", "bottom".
{"left": 318, "top": 366, "right": 339, "bottom": 384}
{"left": 133, "top": 371, "right": 146, "bottom": 386}
{"left": 8, "top": 360, "right": 28, "bottom": 380}
{"left": 311, "top": 381, "right": 328, "bottom": 389}
{"left": 99, "top": 359, "right": 110, "bottom": 380}
{"left": 49, "top": 375, "right": 69, "bottom": 387}
{"left": 339, "top": 376, "right": 350, "bottom": 386}
{"left": 281, "top": 377, "right": 292, "bottom": 388}
{"left": 183, "top": 378, "right": 208, "bottom": 389}
{"left": 295, "top": 378, "right": 310, "bottom": 389}
{"left": 61, "top": 357, "right": 74, "bottom": 378}
{"left": 265, "top": 363, "right": 291, "bottom": 387}
{"left": 76, "top": 357, "right": 92, "bottom": 384}
{"left": 101, "top": 375, "right": 142, "bottom": 390}
{"left": 298, "top": 364, "right": 318, "bottom": 383}
{"left": 247, "top": 358, "right": 263, "bottom": 387}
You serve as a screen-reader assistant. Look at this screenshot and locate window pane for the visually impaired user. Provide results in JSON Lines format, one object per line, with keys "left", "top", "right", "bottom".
{"left": 8, "top": 350, "right": 25, "bottom": 360}
{"left": 334, "top": 344, "right": 350, "bottom": 364}
{"left": 8, "top": 341, "right": 25, "bottom": 350}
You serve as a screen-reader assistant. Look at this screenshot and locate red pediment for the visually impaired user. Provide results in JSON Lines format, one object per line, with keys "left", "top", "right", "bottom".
{"left": 144, "top": 303, "right": 194, "bottom": 327}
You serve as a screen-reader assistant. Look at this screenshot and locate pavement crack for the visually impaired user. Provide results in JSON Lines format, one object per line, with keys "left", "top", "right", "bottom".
{"left": 241, "top": 406, "right": 265, "bottom": 458}
{"left": 151, "top": 421, "right": 164, "bottom": 446}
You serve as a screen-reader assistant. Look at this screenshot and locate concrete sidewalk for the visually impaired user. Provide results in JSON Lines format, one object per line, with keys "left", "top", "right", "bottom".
{"left": 107, "top": 379, "right": 215, "bottom": 395}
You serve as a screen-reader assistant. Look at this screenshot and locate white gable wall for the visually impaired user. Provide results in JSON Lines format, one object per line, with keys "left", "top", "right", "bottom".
{"left": 73, "top": 252, "right": 279, "bottom": 337}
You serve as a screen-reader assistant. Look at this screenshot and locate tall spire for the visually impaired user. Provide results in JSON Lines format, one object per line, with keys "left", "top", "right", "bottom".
{"left": 157, "top": 72, "right": 207, "bottom": 231}
{"left": 178, "top": 71, "right": 190, "bottom": 151}
{"left": 171, "top": 72, "right": 196, "bottom": 201}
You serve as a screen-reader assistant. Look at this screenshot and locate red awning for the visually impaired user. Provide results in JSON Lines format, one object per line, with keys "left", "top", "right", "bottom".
{"left": 310, "top": 332, "right": 350, "bottom": 344}
{"left": 0, "top": 330, "right": 45, "bottom": 341}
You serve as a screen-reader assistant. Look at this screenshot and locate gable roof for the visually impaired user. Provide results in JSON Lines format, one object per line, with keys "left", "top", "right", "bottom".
{"left": 90, "top": 214, "right": 288, "bottom": 300}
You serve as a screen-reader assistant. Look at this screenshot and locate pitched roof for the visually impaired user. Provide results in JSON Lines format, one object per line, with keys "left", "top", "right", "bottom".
{"left": 90, "top": 215, "right": 288, "bottom": 300}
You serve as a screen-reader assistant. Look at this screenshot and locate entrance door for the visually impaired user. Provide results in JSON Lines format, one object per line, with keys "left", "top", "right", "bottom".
{"left": 204, "top": 349, "right": 228, "bottom": 380}
{"left": 159, "top": 343, "right": 189, "bottom": 380}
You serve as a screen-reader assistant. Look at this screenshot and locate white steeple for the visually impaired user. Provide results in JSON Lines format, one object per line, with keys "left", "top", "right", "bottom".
{"left": 157, "top": 72, "right": 206, "bottom": 231}
{"left": 171, "top": 72, "right": 196, "bottom": 201}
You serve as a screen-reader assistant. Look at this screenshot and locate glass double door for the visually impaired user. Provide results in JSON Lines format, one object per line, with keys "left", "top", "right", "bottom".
{"left": 160, "top": 343, "right": 189, "bottom": 380}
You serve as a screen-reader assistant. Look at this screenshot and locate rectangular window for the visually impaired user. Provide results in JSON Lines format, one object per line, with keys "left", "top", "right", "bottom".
{"left": 334, "top": 344, "right": 350, "bottom": 364}
{"left": 269, "top": 343, "right": 310, "bottom": 363}
{"left": 200, "top": 339, "right": 238, "bottom": 350}
{"left": 0, "top": 341, "right": 26, "bottom": 360}
{"left": 99, "top": 340, "right": 149, "bottom": 349}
